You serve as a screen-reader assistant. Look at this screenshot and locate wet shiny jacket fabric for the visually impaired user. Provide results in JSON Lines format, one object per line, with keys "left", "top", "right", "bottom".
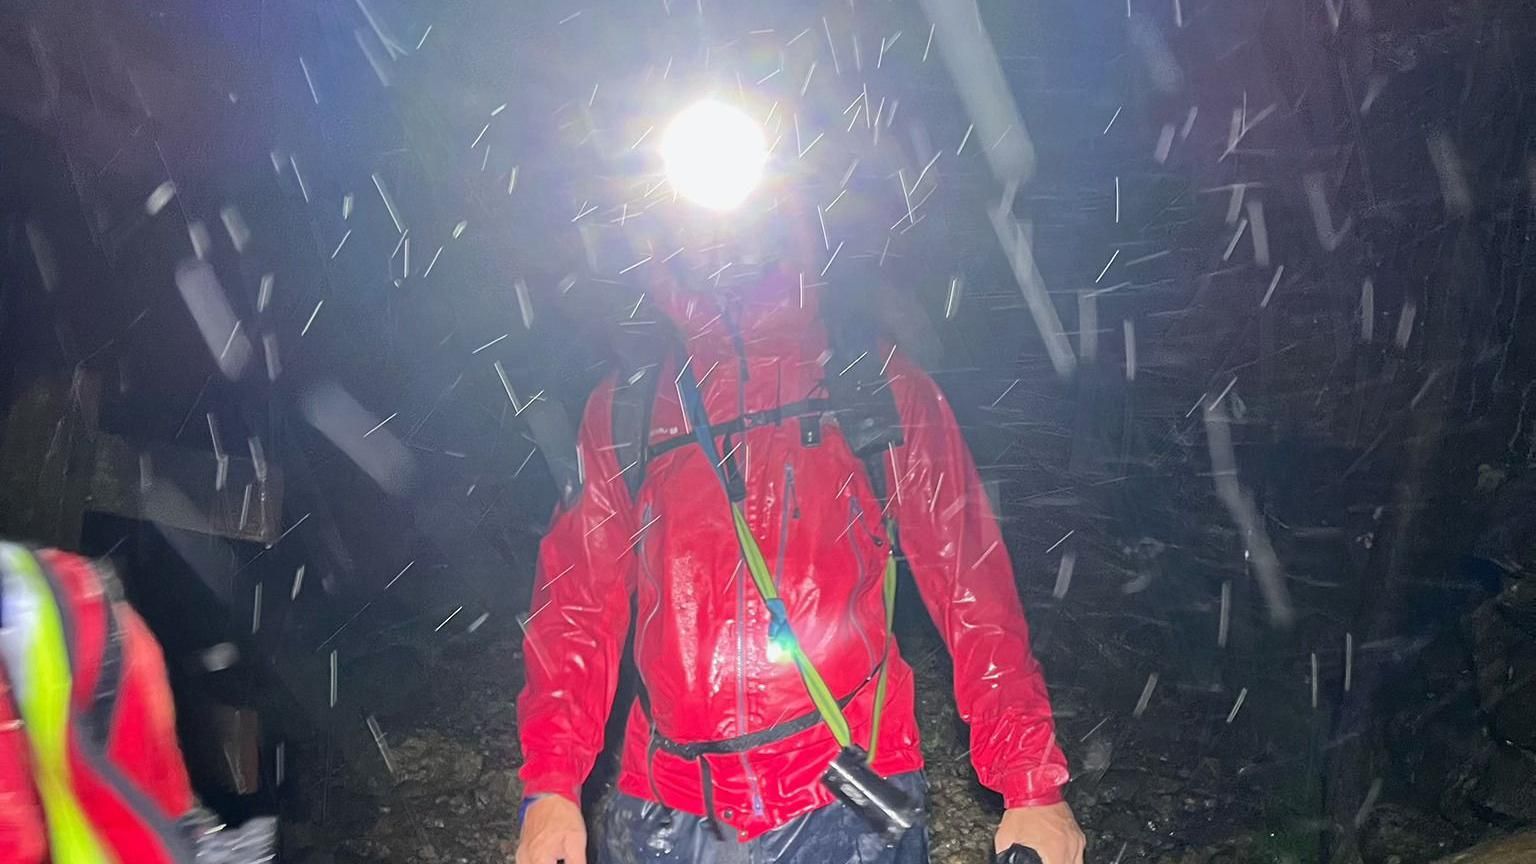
{"left": 517, "top": 263, "right": 1069, "bottom": 840}
{"left": 0, "top": 547, "right": 197, "bottom": 864}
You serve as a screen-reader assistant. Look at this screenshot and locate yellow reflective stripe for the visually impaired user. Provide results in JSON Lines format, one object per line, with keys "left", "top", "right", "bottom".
{"left": 1, "top": 546, "right": 115, "bottom": 864}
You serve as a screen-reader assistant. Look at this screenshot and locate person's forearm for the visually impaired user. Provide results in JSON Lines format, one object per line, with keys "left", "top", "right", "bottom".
{"left": 957, "top": 677, "right": 1070, "bottom": 802}
{"left": 885, "top": 357, "right": 1070, "bottom": 797}
{"left": 517, "top": 379, "right": 637, "bottom": 805}
{"left": 515, "top": 581, "right": 626, "bottom": 801}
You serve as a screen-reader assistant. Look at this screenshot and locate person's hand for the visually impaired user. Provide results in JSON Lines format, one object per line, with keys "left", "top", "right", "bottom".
{"left": 515, "top": 795, "right": 587, "bottom": 864}
{"left": 995, "top": 801, "right": 1085, "bottom": 864}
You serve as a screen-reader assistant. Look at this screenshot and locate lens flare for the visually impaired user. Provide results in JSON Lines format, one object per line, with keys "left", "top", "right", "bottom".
{"left": 766, "top": 635, "right": 794, "bottom": 665}
{"left": 661, "top": 99, "right": 768, "bottom": 212}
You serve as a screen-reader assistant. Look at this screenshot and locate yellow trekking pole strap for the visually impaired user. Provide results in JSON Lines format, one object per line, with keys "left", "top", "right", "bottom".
{"left": 867, "top": 519, "right": 898, "bottom": 763}
{"left": 730, "top": 501, "right": 898, "bottom": 757}
{"left": 730, "top": 504, "right": 853, "bottom": 748}
{"left": 684, "top": 363, "right": 897, "bottom": 758}
{"left": 0, "top": 544, "right": 116, "bottom": 864}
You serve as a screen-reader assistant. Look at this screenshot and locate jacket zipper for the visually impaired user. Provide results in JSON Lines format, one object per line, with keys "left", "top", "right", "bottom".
{"left": 774, "top": 465, "right": 797, "bottom": 576}
{"left": 844, "top": 496, "right": 878, "bottom": 668}
{"left": 732, "top": 465, "right": 796, "bottom": 819}
{"left": 635, "top": 503, "right": 660, "bottom": 676}
{"left": 740, "top": 463, "right": 797, "bottom": 816}
{"left": 723, "top": 313, "right": 766, "bottom": 820}
{"left": 734, "top": 555, "right": 766, "bottom": 818}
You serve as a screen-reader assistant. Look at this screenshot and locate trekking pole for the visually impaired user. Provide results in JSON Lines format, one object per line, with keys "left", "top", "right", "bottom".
{"left": 995, "top": 844, "right": 1045, "bottom": 864}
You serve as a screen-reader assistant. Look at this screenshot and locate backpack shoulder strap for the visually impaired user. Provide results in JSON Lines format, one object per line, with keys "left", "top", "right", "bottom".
{"left": 823, "top": 315, "right": 904, "bottom": 537}
{"left": 612, "top": 307, "right": 902, "bottom": 515}
{"left": 611, "top": 361, "right": 664, "bottom": 501}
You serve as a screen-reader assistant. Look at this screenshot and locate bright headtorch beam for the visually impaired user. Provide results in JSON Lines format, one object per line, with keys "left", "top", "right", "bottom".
{"left": 660, "top": 99, "right": 768, "bottom": 212}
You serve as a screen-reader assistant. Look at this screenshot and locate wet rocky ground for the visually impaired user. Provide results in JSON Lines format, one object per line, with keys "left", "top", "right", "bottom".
{"left": 278, "top": 480, "right": 1536, "bottom": 864}
{"left": 279, "top": 624, "right": 1333, "bottom": 864}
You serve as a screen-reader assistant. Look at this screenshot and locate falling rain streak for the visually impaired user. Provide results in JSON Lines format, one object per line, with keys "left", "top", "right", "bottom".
{"left": 3, "top": 3, "right": 1528, "bottom": 861}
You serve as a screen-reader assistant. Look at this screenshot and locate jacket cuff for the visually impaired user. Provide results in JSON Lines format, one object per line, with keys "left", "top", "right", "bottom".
{"left": 518, "top": 758, "right": 585, "bottom": 805}
{"left": 519, "top": 778, "right": 582, "bottom": 803}
{"left": 1004, "top": 787, "right": 1066, "bottom": 809}
{"left": 997, "top": 765, "right": 1070, "bottom": 810}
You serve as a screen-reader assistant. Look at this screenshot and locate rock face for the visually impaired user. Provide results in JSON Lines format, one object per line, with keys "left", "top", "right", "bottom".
{"left": 1469, "top": 594, "right": 1536, "bottom": 751}
{"left": 1453, "top": 475, "right": 1536, "bottom": 830}
{"left": 1469, "top": 743, "right": 1536, "bottom": 823}
{"left": 1364, "top": 512, "right": 1536, "bottom": 863}
{"left": 1432, "top": 830, "right": 1536, "bottom": 864}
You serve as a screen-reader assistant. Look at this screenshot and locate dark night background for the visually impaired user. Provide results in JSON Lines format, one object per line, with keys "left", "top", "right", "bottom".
{"left": 2, "top": 0, "right": 1536, "bottom": 862}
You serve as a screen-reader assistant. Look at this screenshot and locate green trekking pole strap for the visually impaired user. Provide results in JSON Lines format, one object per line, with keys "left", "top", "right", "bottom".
{"left": 727, "top": 478, "right": 900, "bottom": 758}
{"left": 0, "top": 544, "right": 115, "bottom": 864}
{"left": 682, "top": 362, "right": 898, "bottom": 757}
{"left": 730, "top": 503, "right": 853, "bottom": 749}
{"left": 867, "top": 520, "right": 898, "bottom": 763}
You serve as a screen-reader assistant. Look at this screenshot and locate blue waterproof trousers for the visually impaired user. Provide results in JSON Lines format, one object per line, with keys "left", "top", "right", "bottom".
{"left": 597, "top": 772, "right": 930, "bottom": 864}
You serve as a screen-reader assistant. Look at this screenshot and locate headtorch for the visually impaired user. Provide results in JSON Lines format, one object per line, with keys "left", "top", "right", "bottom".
{"left": 660, "top": 98, "right": 768, "bottom": 212}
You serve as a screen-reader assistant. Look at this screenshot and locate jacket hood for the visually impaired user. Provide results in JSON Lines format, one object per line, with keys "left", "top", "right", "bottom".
{"left": 651, "top": 259, "right": 818, "bottom": 342}
{"left": 646, "top": 194, "right": 830, "bottom": 363}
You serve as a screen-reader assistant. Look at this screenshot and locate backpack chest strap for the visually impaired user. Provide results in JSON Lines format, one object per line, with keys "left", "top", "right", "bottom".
{"left": 644, "top": 397, "right": 834, "bottom": 464}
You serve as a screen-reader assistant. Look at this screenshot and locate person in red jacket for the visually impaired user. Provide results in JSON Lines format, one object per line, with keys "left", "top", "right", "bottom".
{"left": 515, "top": 99, "right": 1084, "bottom": 864}
{"left": 0, "top": 543, "right": 275, "bottom": 864}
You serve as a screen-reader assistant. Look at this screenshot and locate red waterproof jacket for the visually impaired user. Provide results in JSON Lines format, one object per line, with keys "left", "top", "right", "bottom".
{"left": 517, "top": 263, "right": 1069, "bottom": 839}
{"left": 0, "top": 547, "right": 198, "bottom": 864}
